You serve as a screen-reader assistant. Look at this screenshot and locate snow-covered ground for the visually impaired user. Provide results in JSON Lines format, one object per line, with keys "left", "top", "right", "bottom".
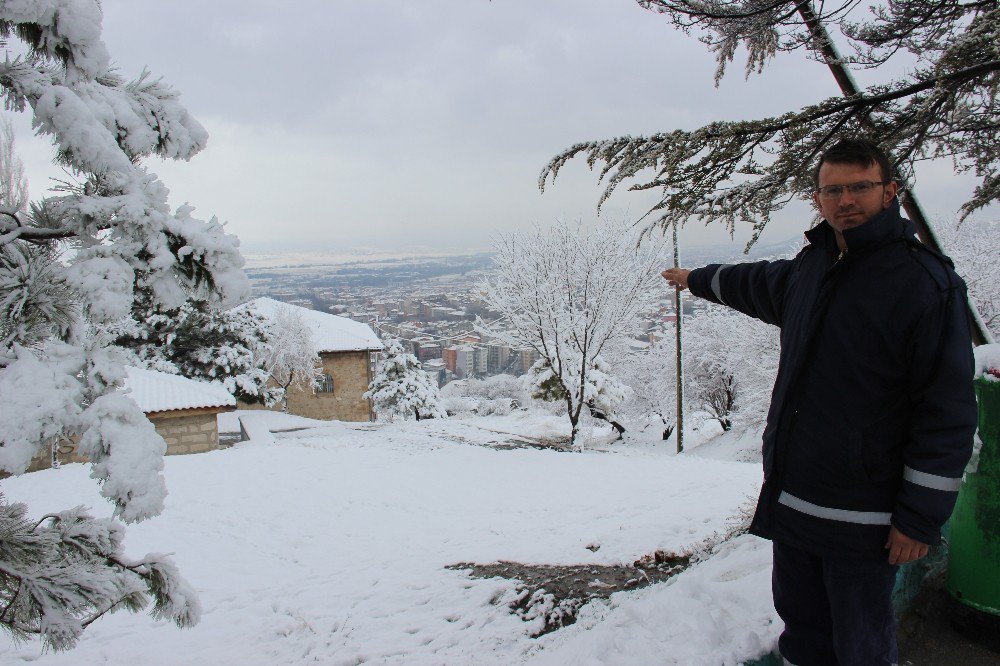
{"left": 1, "top": 411, "right": 779, "bottom": 665}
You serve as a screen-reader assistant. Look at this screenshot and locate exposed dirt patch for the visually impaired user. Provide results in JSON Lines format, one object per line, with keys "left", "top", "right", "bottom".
{"left": 448, "top": 552, "right": 691, "bottom": 636}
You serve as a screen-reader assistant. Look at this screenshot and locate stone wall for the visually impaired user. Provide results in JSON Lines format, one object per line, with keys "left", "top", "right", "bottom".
{"left": 19, "top": 409, "right": 222, "bottom": 473}
{"left": 240, "top": 350, "right": 374, "bottom": 422}
{"left": 152, "top": 411, "right": 220, "bottom": 455}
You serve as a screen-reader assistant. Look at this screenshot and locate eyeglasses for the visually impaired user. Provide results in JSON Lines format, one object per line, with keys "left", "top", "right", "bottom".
{"left": 815, "top": 180, "right": 887, "bottom": 200}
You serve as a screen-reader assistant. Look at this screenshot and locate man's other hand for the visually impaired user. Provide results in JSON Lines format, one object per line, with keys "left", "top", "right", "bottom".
{"left": 886, "top": 526, "right": 929, "bottom": 565}
{"left": 661, "top": 268, "right": 691, "bottom": 290}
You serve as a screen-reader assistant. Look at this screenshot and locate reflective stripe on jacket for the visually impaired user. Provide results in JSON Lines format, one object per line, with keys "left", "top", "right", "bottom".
{"left": 687, "top": 199, "right": 977, "bottom": 558}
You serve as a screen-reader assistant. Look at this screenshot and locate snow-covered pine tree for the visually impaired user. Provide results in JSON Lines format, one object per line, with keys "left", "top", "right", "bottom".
{"left": 365, "top": 340, "right": 446, "bottom": 421}
{"left": 111, "top": 288, "right": 280, "bottom": 406}
{"left": 0, "top": 0, "right": 247, "bottom": 648}
{"left": 481, "top": 219, "right": 665, "bottom": 449}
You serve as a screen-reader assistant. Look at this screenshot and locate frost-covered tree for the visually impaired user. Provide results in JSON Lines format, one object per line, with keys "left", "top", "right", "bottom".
{"left": 617, "top": 337, "right": 679, "bottom": 441}
{"left": 0, "top": 118, "right": 27, "bottom": 212}
{"left": 540, "top": 0, "right": 996, "bottom": 342}
{"left": 527, "top": 355, "right": 630, "bottom": 441}
{"left": 258, "top": 305, "right": 320, "bottom": 413}
{"left": 684, "top": 303, "right": 781, "bottom": 430}
{"left": 938, "top": 218, "right": 1000, "bottom": 340}
{"left": 111, "top": 290, "right": 280, "bottom": 407}
{"left": 481, "top": 220, "right": 666, "bottom": 448}
{"left": 365, "top": 340, "right": 446, "bottom": 421}
{"left": 0, "top": 0, "right": 246, "bottom": 647}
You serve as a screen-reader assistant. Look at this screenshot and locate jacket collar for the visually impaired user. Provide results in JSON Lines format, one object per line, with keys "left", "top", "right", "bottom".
{"left": 804, "top": 198, "right": 914, "bottom": 253}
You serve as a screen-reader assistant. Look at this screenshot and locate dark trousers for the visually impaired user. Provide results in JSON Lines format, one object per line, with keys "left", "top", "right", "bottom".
{"left": 772, "top": 541, "right": 899, "bottom": 665}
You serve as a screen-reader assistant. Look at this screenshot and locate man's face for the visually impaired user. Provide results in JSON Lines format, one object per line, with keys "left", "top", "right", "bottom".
{"left": 813, "top": 161, "right": 898, "bottom": 233}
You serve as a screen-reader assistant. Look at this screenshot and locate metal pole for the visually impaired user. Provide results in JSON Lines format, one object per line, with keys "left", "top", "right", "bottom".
{"left": 796, "top": 1, "right": 991, "bottom": 345}
{"left": 673, "top": 221, "right": 684, "bottom": 454}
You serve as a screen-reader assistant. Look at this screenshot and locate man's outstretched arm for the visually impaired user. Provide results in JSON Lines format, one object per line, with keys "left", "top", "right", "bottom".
{"left": 662, "top": 260, "right": 793, "bottom": 327}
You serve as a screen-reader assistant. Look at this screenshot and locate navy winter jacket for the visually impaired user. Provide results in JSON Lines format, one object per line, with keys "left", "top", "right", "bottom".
{"left": 688, "top": 199, "right": 977, "bottom": 558}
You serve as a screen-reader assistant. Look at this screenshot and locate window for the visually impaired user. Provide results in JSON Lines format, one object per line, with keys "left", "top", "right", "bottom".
{"left": 317, "top": 373, "right": 334, "bottom": 394}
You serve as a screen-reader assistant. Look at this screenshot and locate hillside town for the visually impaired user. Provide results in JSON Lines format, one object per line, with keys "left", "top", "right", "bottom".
{"left": 247, "top": 251, "right": 716, "bottom": 387}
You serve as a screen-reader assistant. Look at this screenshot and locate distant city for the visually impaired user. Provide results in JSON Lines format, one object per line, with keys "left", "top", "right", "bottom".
{"left": 248, "top": 237, "right": 801, "bottom": 387}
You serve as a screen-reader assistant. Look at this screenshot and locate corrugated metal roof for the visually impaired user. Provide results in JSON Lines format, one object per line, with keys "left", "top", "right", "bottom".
{"left": 248, "top": 297, "right": 384, "bottom": 353}
{"left": 124, "top": 366, "right": 237, "bottom": 414}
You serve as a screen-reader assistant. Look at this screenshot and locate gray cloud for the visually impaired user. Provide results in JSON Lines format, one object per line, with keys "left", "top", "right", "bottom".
{"left": 8, "top": 0, "right": 990, "bottom": 254}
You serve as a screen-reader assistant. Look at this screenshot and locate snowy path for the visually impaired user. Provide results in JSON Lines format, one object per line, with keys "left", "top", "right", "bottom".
{"left": 1, "top": 415, "right": 779, "bottom": 664}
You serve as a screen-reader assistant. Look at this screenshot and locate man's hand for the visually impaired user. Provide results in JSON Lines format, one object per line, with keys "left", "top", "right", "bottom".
{"left": 885, "top": 526, "right": 929, "bottom": 565}
{"left": 661, "top": 268, "right": 691, "bottom": 290}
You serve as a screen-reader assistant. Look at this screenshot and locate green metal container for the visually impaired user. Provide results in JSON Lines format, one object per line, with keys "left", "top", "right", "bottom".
{"left": 947, "top": 376, "right": 1000, "bottom": 614}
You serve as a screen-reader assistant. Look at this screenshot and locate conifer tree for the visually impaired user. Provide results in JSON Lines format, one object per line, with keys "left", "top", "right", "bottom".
{"left": 112, "top": 288, "right": 280, "bottom": 406}
{"left": 365, "top": 340, "right": 446, "bottom": 421}
{"left": 0, "top": 0, "right": 244, "bottom": 647}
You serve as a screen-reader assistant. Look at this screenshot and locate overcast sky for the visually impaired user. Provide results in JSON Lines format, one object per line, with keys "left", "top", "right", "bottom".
{"left": 8, "top": 0, "right": 988, "bottom": 255}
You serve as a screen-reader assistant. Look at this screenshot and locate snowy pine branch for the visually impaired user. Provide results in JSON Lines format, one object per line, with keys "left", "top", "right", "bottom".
{"left": 543, "top": 0, "right": 1000, "bottom": 247}
{"left": 0, "top": 495, "right": 200, "bottom": 652}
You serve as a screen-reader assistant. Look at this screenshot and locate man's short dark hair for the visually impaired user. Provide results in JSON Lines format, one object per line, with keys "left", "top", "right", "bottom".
{"left": 812, "top": 138, "right": 895, "bottom": 187}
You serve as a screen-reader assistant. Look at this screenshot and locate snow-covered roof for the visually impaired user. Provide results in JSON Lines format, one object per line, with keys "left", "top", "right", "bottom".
{"left": 249, "top": 297, "right": 384, "bottom": 353}
{"left": 124, "top": 366, "right": 236, "bottom": 414}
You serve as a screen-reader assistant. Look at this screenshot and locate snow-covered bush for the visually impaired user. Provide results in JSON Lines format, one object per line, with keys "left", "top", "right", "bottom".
{"left": 0, "top": 0, "right": 243, "bottom": 647}
{"left": 481, "top": 219, "right": 666, "bottom": 448}
{"left": 365, "top": 340, "right": 446, "bottom": 421}
{"left": 440, "top": 374, "right": 526, "bottom": 416}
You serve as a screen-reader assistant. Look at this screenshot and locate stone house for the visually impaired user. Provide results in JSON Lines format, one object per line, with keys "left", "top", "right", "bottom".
{"left": 245, "top": 298, "right": 384, "bottom": 422}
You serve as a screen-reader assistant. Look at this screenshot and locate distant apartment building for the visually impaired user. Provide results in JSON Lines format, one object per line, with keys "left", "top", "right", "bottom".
{"left": 455, "top": 345, "right": 475, "bottom": 379}
{"left": 443, "top": 345, "right": 458, "bottom": 373}
{"left": 473, "top": 346, "right": 488, "bottom": 376}
{"left": 517, "top": 347, "right": 540, "bottom": 374}
{"left": 487, "top": 343, "right": 511, "bottom": 374}
{"left": 422, "top": 358, "right": 447, "bottom": 387}
{"left": 417, "top": 343, "right": 442, "bottom": 362}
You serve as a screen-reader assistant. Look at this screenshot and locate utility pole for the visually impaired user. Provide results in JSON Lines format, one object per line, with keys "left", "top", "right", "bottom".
{"left": 797, "top": 1, "right": 992, "bottom": 345}
{"left": 673, "top": 221, "right": 684, "bottom": 454}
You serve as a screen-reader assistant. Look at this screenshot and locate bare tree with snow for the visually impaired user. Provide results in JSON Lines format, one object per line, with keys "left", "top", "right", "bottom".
{"left": 481, "top": 219, "right": 666, "bottom": 449}
{"left": 684, "top": 303, "right": 781, "bottom": 431}
{"left": 0, "top": 118, "right": 27, "bottom": 213}
{"left": 365, "top": 340, "right": 446, "bottom": 421}
{"left": 259, "top": 305, "right": 321, "bottom": 413}
{"left": 938, "top": 218, "right": 999, "bottom": 341}
{"left": 617, "top": 337, "right": 679, "bottom": 442}
{"left": 0, "top": 0, "right": 247, "bottom": 648}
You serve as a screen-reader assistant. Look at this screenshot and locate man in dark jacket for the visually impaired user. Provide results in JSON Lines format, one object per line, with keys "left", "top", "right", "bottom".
{"left": 662, "top": 138, "right": 977, "bottom": 665}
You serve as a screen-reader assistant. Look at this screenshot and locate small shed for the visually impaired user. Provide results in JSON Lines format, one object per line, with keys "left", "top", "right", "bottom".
{"left": 122, "top": 366, "right": 236, "bottom": 455}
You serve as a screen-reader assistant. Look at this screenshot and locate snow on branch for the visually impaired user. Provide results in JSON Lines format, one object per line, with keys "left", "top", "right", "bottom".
{"left": 0, "top": 496, "right": 201, "bottom": 652}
